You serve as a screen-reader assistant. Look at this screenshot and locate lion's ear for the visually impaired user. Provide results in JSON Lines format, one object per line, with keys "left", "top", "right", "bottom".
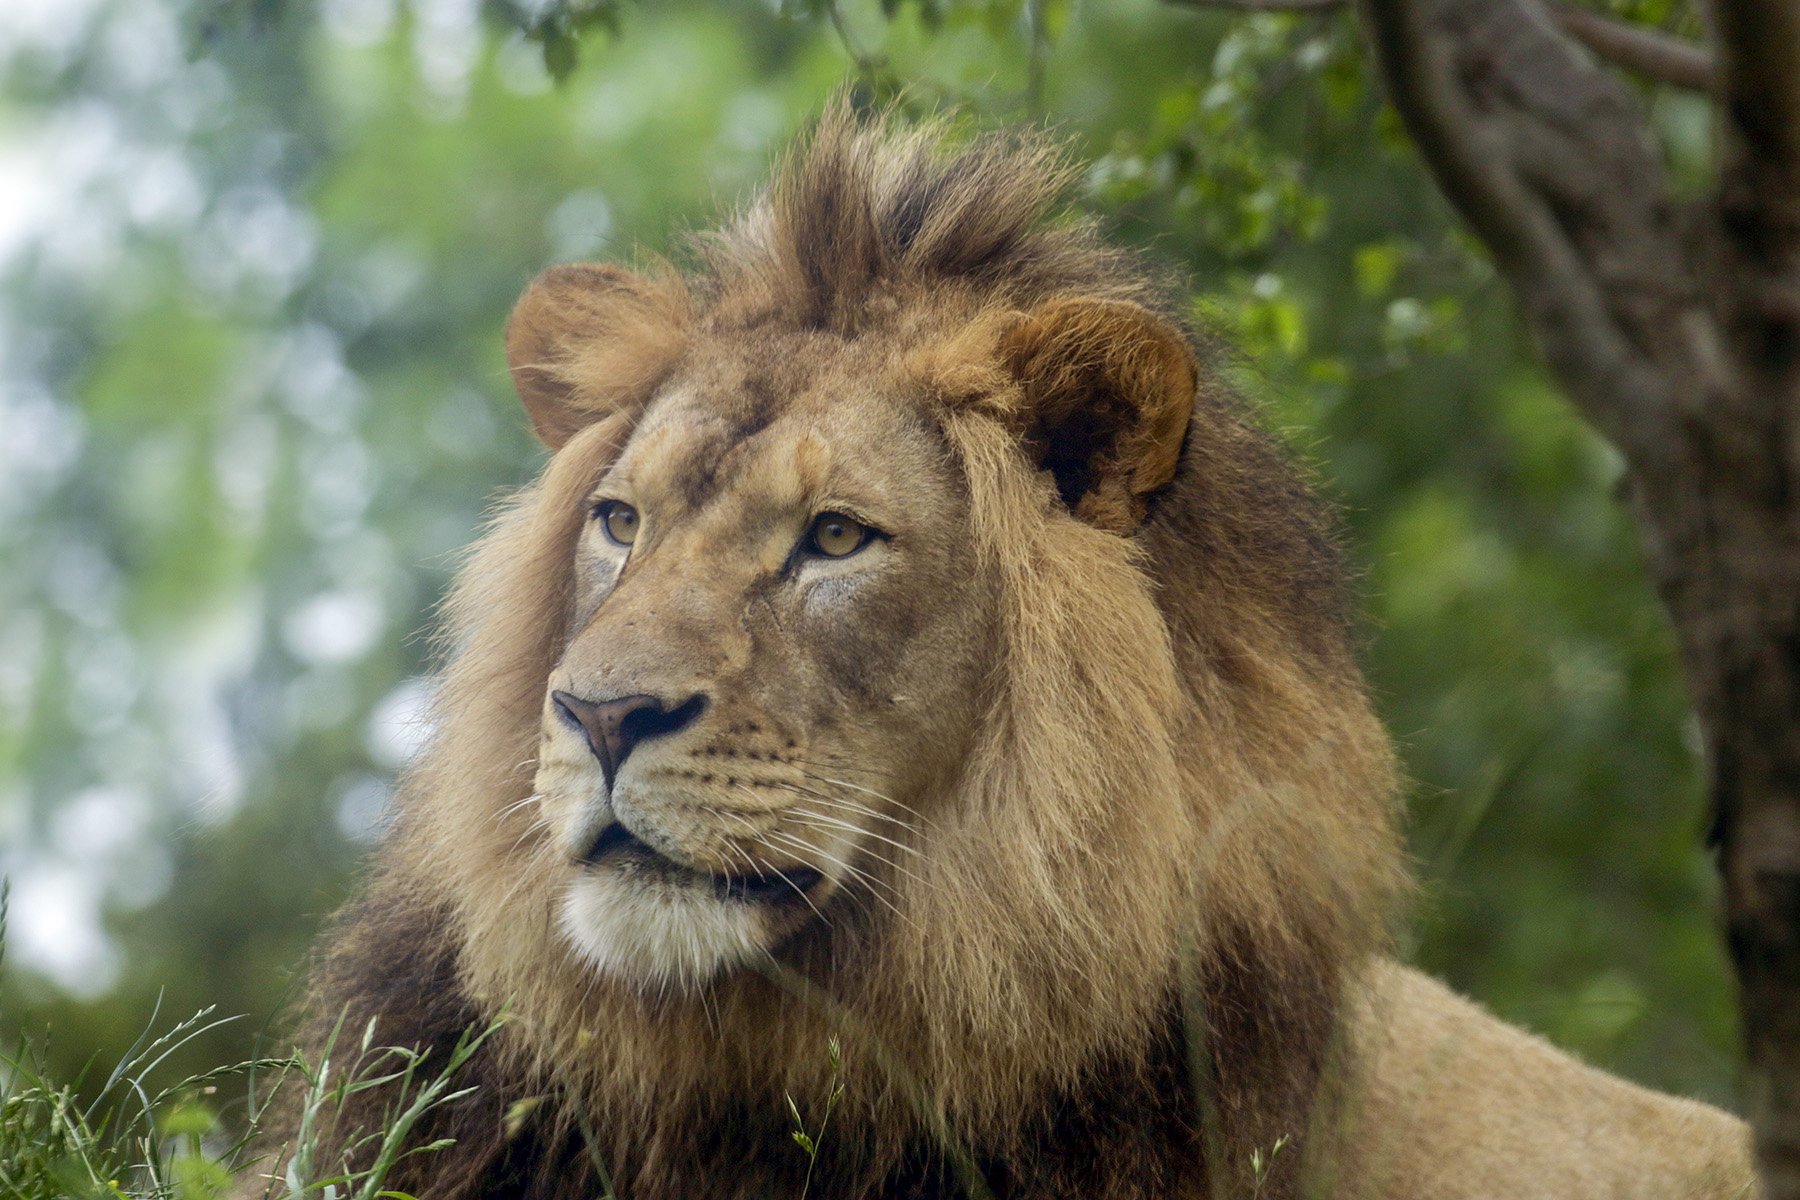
{"left": 998, "top": 297, "right": 1196, "bottom": 535}
{"left": 505, "top": 263, "right": 691, "bottom": 450}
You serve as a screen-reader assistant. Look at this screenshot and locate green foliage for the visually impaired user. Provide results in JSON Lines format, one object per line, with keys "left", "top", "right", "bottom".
{"left": 0, "top": 986, "right": 498, "bottom": 1200}
{"left": 278, "top": 1011, "right": 502, "bottom": 1200}
{"left": 785, "top": 1038, "right": 845, "bottom": 1200}
{"left": 0, "top": 1001, "right": 290, "bottom": 1199}
{"left": 1250, "top": 1133, "right": 1290, "bottom": 1200}
{"left": 484, "top": 0, "right": 627, "bottom": 82}
{"left": 0, "top": 0, "right": 1737, "bottom": 1132}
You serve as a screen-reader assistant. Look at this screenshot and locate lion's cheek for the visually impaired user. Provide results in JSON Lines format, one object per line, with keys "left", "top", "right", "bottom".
{"left": 796, "top": 585, "right": 956, "bottom": 714}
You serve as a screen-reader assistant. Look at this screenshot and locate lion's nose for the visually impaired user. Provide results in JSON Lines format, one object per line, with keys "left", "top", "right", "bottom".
{"left": 551, "top": 690, "right": 707, "bottom": 788}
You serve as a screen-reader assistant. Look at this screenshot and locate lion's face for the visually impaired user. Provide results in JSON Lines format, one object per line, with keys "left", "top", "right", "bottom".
{"left": 531, "top": 332, "right": 994, "bottom": 988}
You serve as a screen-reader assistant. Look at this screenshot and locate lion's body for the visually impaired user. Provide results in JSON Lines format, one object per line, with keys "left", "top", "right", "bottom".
{"left": 264, "top": 104, "right": 1760, "bottom": 1200}
{"left": 1349, "top": 963, "right": 1755, "bottom": 1199}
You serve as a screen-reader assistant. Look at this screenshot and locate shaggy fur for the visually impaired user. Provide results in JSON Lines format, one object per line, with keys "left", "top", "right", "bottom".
{"left": 262, "top": 101, "right": 1758, "bottom": 1200}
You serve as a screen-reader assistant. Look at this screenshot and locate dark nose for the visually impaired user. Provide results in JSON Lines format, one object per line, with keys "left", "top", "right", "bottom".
{"left": 551, "top": 690, "right": 706, "bottom": 787}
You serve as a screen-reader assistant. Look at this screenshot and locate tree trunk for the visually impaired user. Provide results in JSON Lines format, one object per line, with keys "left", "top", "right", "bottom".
{"left": 1355, "top": 0, "right": 1800, "bottom": 1193}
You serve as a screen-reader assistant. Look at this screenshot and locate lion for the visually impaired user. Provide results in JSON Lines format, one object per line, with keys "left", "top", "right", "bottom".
{"left": 267, "top": 102, "right": 1760, "bottom": 1200}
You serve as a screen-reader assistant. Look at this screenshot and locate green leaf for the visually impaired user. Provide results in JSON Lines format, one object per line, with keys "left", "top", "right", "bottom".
{"left": 542, "top": 31, "right": 578, "bottom": 82}
{"left": 1355, "top": 241, "right": 1403, "bottom": 298}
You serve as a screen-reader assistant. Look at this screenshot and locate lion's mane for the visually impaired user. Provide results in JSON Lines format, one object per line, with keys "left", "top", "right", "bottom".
{"left": 283, "top": 103, "right": 1405, "bottom": 1200}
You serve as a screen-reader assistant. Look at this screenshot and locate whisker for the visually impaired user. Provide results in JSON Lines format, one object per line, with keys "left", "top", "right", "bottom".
{"left": 766, "top": 781, "right": 916, "bottom": 831}
{"left": 788, "top": 818, "right": 938, "bottom": 894}
{"left": 708, "top": 804, "right": 784, "bottom": 880}
{"left": 763, "top": 829, "right": 907, "bottom": 909}
{"left": 767, "top": 831, "right": 916, "bottom": 929}
{"left": 761, "top": 828, "right": 882, "bottom": 889}
{"left": 790, "top": 809, "right": 924, "bottom": 860}
{"left": 799, "top": 771, "right": 928, "bottom": 821}
{"left": 722, "top": 783, "right": 930, "bottom": 897}
{"left": 786, "top": 785, "right": 909, "bottom": 822}
{"left": 509, "top": 826, "right": 546, "bottom": 857}
{"left": 743, "top": 849, "right": 833, "bottom": 928}
{"left": 749, "top": 829, "right": 887, "bottom": 928}
{"left": 795, "top": 781, "right": 926, "bottom": 828}
{"left": 804, "top": 772, "right": 904, "bottom": 805}
{"left": 508, "top": 810, "right": 557, "bottom": 855}
{"left": 685, "top": 797, "right": 785, "bottom": 816}
{"left": 493, "top": 840, "right": 558, "bottom": 912}
{"left": 710, "top": 804, "right": 766, "bottom": 835}
{"left": 729, "top": 784, "right": 836, "bottom": 925}
{"left": 490, "top": 791, "right": 545, "bottom": 827}
{"left": 721, "top": 834, "right": 770, "bottom": 881}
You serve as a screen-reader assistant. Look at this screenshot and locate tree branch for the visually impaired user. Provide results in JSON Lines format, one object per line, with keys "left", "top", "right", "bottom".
{"left": 1549, "top": 3, "right": 1715, "bottom": 91}
{"left": 1165, "top": 0, "right": 1720, "bottom": 98}
{"left": 1355, "top": 0, "right": 1690, "bottom": 465}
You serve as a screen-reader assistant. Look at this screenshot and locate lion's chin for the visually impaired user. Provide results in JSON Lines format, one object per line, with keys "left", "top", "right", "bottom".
{"left": 556, "top": 823, "right": 833, "bottom": 991}
{"left": 558, "top": 868, "right": 778, "bottom": 990}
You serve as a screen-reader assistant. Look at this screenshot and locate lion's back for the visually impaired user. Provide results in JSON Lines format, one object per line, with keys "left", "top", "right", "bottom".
{"left": 1347, "top": 961, "right": 1758, "bottom": 1200}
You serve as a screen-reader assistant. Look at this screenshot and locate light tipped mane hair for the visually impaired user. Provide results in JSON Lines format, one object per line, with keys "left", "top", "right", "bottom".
{"left": 700, "top": 104, "right": 1154, "bottom": 332}
{"left": 288, "top": 99, "right": 1406, "bottom": 1200}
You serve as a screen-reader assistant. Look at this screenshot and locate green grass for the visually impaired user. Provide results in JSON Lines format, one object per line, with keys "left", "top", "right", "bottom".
{"left": 0, "top": 1000, "right": 275, "bottom": 1200}
{"left": 0, "top": 994, "right": 499, "bottom": 1200}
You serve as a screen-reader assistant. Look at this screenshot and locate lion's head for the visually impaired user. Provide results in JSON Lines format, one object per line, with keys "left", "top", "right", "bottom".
{"left": 342, "top": 102, "right": 1404, "bottom": 1198}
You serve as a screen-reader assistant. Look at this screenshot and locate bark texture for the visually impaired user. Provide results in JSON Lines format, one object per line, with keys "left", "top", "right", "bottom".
{"left": 1354, "top": 0, "right": 1800, "bottom": 1194}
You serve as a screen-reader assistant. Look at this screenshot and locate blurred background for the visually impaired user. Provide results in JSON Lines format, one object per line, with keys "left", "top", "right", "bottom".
{"left": 0, "top": 0, "right": 1737, "bottom": 1110}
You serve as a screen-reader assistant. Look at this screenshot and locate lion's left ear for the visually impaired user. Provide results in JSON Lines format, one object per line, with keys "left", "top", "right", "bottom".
{"left": 998, "top": 297, "right": 1196, "bottom": 535}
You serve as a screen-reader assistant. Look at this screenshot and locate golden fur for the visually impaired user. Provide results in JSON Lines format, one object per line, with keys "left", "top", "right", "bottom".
{"left": 270, "top": 101, "right": 1759, "bottom": 1200}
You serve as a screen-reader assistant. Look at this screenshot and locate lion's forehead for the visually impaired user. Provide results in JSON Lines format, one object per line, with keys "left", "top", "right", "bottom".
{"left": 614, "top": 365, "right": 934, "bottom": 529}
{"left": 619, "top": 411, "right": 797, "bottom": 509}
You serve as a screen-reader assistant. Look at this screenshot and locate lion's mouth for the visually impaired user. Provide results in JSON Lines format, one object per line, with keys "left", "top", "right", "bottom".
{"left": 583, "top": 822, "right": 825, "bottom": 905}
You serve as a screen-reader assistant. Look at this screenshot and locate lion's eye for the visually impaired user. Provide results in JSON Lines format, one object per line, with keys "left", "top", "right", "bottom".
{"left": 806, "top": 512, "right": 870, "bottom": 558}
{"left": 593, "top": 500, "right": 640, "bottom": 547}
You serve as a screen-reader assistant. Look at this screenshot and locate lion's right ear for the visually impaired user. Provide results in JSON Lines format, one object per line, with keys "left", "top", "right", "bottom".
{"left": 505, "top": 263, "right": 691, "bottom": 450}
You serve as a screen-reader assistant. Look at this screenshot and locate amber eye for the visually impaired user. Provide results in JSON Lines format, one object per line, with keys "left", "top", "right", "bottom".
{"left": 593, "top": 500, "right": 640, "bottom": 546}
{"left": 806, "top": 512, "right": 870, "bottom": 558}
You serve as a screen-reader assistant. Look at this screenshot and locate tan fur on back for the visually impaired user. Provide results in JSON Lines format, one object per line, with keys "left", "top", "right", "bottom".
{"left": 275, "top": 100, "right": 1761, "bottom": 1200}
